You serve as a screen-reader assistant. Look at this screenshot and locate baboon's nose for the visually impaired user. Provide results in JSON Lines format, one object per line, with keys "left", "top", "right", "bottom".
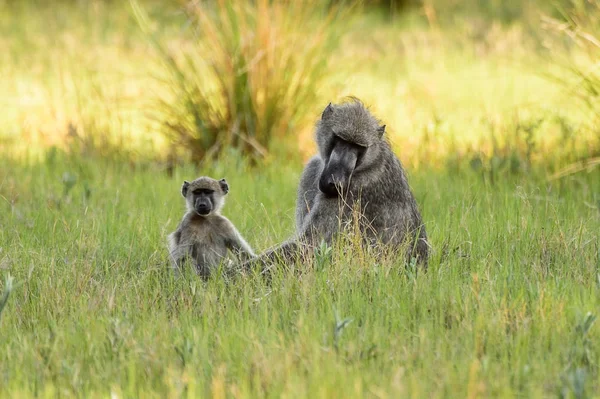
{"left": 319, "top": 174, "right": 340, "bottom": 197}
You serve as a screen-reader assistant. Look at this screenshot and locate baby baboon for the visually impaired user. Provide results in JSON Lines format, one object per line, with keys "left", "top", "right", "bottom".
{"left": 167, "top": 177, "right": 255, "bottom": 278}
{"left": 243, "top": 98, "right": 429, "bottom": 272}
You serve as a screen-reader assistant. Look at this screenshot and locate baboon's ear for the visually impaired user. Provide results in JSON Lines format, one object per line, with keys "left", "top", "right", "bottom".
{"left": 219, "top": 178, "right": 229, "bottom": 194}
{"left": 181, "top": 181, "right": 190, "bottom": 197}
{"left": 377, "top": 125, "right": 386, "bottom": 138}
{"left": 321, "top": 102, "right": 334, "bottom": 120}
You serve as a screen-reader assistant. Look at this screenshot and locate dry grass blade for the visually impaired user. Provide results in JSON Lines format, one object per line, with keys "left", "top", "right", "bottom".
{"left": 549, "top": 157, "right": 600, "bottom": 180}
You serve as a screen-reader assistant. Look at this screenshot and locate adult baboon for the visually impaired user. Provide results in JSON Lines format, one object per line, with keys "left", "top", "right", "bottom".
{"left": 242, "top": 98, "right": 428, "bottom": 272}
{"left": 168, "top": 177, "right": 255, "bottom": 278}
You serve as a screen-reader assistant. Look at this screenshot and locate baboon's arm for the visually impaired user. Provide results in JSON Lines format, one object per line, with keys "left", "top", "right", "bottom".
{"left": 235, "top": 195, "right": 343, "bottom": 276}
{"left": 222, "top": 218, "right": 256, "bottom": 261}
{"left": 238, "top": 239, "right": 305, "bottom": 276}
{"left": 236, "top": 207, "right": 330, "bottom": 275}
{"left": 295, "top": 156, "right": 323, "bottom": 230}
{"left": 227, "top": 230, "right": 256, "bottom": 261}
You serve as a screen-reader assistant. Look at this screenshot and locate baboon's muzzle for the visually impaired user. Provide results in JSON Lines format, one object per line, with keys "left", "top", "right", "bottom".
{"left": 318, "top": 142, "right": 359, "bottom": 197}
{"left": 195, "top": 198, "right": 212, "bottom": 216}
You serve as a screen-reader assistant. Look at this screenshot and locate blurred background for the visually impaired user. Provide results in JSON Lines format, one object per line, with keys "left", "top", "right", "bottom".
{"left": 1, "top": 0, "right": 599, "bottom": 175}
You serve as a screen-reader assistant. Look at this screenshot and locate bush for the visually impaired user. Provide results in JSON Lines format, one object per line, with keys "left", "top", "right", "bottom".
{"left": 133, "top": 0, "right": 350, "bottom": 163}
{"left": 543, "top": 0, "right": 600, "bottom": 171}
{"left": 551, "top": 0, "right": 600, "bottom": 120}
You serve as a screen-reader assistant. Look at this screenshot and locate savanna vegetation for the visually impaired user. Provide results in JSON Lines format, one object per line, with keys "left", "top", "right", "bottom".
{"left": 0, "top": 0, "right": 599, "bottom": 397}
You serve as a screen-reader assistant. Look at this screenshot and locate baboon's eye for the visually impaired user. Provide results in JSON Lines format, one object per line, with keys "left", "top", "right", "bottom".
{"left": 193, "top": 189, "right": 214, "bottom": 195}
{"left": 329, "top": 134, "right": 346, "bottom": 154}
{"left": 332, "top": 134, "right": 367, "bottom": 161}
{"left": 356, "top": 145, "right": 367, "bottom": 165}
{"left": 326, "top": 140, "right": 336, "bottom": 156}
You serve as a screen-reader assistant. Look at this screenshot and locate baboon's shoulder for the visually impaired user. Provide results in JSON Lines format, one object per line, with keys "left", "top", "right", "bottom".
{"left": 210, "top": 215, "right": 236, "bottom": 234}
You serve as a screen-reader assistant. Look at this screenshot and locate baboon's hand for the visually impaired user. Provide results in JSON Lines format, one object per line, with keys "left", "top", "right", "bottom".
{"left": 237, "top": 250, "right": 278, "bottom": 275}
{"left": 233, "top": 240, "right": 305, "bottom": 277}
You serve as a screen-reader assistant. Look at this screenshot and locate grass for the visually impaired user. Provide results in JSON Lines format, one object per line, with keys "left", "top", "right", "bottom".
{"left": 1, "top": 0, "right": 600, "bottom": 397}
{"left": 0, "top": 152, "right": 599, "bottom": 397}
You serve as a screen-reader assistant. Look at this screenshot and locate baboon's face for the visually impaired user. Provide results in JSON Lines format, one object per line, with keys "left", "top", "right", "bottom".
{"left": 316, "top": 102, "right": 385, "bottom": 197}
{"left": 318, "top": 134, "right": 367, "bottom": 197}
{"left": 181, "top": 177, "right": 229, "bottom": 216}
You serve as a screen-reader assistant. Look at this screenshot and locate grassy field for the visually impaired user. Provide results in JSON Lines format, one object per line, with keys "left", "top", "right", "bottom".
{"left": 1, "top": 153, "right": 599, "bottom": 397}
{"left": 1, "top": 0, "right": 600, "bottom": 397}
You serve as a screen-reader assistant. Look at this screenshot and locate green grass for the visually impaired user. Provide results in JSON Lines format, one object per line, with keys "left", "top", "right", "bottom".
{"left": 0, "top": 153, "right": 599, "bottom": 397}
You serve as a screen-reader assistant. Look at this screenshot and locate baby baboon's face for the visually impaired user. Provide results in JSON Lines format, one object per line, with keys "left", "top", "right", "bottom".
{"left": 181, "top": 177, "right": 229, "bottom": 216}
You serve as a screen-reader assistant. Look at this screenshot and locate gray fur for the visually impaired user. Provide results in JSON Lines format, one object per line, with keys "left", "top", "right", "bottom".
{"left": 243, "top": 98, "right": 429, "bottom": 273}
{"left": 168, "top": 176, "right": 255, "bottom": 278}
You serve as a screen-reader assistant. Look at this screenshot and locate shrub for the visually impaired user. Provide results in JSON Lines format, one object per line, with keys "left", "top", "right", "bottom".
{"left": 133, "top": 0, "right": 350, "bottom": 163}
{"left": 543, "top": 0, "right": 600, "bottom": 175}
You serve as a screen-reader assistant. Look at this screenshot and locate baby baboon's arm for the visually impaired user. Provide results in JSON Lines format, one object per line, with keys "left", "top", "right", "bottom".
{"left": 228, "top": 231, "right": 255, "bottom": 260}
{"left": 223, "top": 219, "right": 255, "bottom": 261}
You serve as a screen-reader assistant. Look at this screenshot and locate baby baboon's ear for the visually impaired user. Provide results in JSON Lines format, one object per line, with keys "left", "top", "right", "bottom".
{"left": 181, "top": 181, "right": 190, "bottom": 197}
{"left": 321, "top": 102, "right": 334, "bottom": 120}
{"left": 377, "top": 125, "right": 386, "bottom": 138}
{"left": 219, "top": 178, "right": 229, "bottom": 194}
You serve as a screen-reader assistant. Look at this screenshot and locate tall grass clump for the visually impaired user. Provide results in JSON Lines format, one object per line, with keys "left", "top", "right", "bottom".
{"left": 543, "top": 0, "right": 600, "bottom": 175}
{"left": 133, "top": 0, "right": 350, "bottom": 163}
